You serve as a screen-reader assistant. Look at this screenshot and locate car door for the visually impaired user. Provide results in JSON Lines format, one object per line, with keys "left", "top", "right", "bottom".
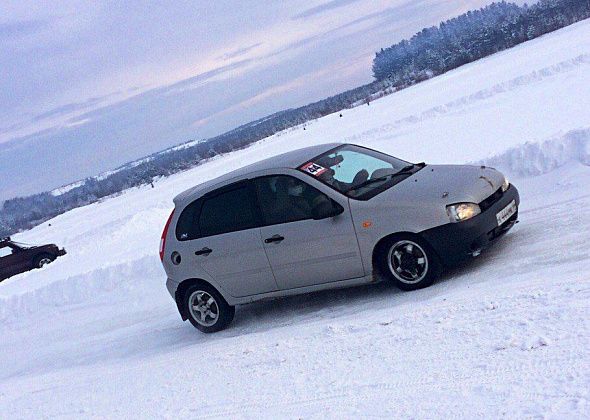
{"left": 0, "top": 244, "right": 25, "bottom": 279}
{"left": 176, "top": 181, "right": 278, "bottom": 298}
{"left": 253, "top": 174, "right": 364, "bottom": 290}
{"left": 0, "top": 245, "right": 13, "bottom": 279}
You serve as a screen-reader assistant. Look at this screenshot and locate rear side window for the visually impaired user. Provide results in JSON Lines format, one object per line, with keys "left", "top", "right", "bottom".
{"left": 0, "top": 245, "right": 13, "bottom": 258}
{"left": 199, "top": 185, "right": 258, "bottom": 237}
{"left": 176, "top": 200, "right": 202, "bottom": 241}
{"left": 176, "top": 184, "right": 259, "bottom": 240}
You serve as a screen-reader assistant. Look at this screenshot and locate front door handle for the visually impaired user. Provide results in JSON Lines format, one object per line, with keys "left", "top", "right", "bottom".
{"left": 265, "top": 234, "right": 285, "bottom": 244}
{"left": 195, "top": 247, "right": 212, "bottom": 256}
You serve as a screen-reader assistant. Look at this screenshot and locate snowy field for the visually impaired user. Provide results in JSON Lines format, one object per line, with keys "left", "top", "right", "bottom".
{"left": 1, "top": 20, "right": 590, "bottom": 418}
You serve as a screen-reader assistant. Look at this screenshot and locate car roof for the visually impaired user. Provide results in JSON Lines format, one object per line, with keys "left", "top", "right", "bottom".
{"left": 174, "top": 142, "right": 343, "bottom": 205}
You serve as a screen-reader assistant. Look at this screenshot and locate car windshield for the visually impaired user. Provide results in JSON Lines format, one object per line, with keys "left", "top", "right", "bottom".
{"left": 299, "top": 145, "right": 419, "bottom": 199}
{"left": 10, "top": 241, "right": 32, "bottom": 248}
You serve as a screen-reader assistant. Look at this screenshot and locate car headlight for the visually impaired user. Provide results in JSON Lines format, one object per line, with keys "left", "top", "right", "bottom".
{"left": 501, "top": 177, "right": 510, "bottom": 192}
{"left": 447, "top": 203, "right": 481, "bottom": 222}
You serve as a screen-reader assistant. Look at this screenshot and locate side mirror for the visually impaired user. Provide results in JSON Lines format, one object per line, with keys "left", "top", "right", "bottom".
{"left": 311, "top": 200, "right": 344, "bottom": 220}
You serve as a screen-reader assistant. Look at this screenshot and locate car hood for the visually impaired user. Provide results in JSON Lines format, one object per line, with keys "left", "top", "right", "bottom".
{"left": 379, "top": 164, "right": 504, "bottom": 205}
{"left": 29, "top": 244, "right": 58, "bottom": 251}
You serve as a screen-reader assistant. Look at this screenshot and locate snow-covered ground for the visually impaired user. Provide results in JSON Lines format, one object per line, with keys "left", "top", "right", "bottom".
{"left": 2, "top": 20, "right": 590, "bottom": 418}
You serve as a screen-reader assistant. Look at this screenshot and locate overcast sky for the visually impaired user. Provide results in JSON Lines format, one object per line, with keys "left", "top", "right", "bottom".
{"left": 0, "top": 0, "right": 511, "bottom": 200}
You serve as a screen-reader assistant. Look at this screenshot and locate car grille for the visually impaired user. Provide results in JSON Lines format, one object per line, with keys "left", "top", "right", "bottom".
{"left": 479, "top": 187, "right": 504, "bottom": 212}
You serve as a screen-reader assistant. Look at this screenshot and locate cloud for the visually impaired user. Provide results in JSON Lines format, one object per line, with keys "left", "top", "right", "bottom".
{"left": 162, "top": 58, "right": 257, "bottom": 95}
{"left": 293, "top": 0, "right": 363, "bottom": 19}
{"left": 217, "top": 43, "right": 263, "bottom": 61}
{"left": 31, "top": 95, "right": 111, "bottom": 122}
{"left": 0, "top": 89, "right": 129, "bottom": 142}
{"left": 0, "top": 0, "right": 509, "bottom": 200}
{"left": 0, "top": 18, "right": 48, "bottom": 39}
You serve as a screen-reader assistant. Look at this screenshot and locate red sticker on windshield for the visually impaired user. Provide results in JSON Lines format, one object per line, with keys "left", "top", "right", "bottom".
{"left": 300, "top": 162, "right": 327, "bottom": 177}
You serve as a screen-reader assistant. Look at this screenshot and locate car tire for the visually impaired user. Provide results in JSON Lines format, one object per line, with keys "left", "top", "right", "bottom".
{"left": 183, "top": 283, "right": 235, "bottom": 333}
{"left": 379, "top": 235, "right": 441, "bottom": 291}
{"left": 33, "top": 253, "right": 54, "bottom": 269}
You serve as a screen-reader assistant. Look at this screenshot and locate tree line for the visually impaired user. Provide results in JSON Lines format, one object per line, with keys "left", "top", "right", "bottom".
{"left": 373, "top": 0, "right": 590, "bottom": 83}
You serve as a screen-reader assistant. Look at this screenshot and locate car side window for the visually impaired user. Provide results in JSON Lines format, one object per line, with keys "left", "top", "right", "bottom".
{"left": 176, "top": 199, "right": 202, "bottom": 241}
{"left": 0, "top": 246, "right": 13, "bottom": 258}
{"left": 253, "top": 175, "right": 331, "bottom": 226}
{"left": 198, "top": 185, "right": 258, "bottom": 237}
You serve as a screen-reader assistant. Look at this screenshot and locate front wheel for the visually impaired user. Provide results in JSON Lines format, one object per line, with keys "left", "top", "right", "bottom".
{"left": 379, "top": 236, "right": 441, "bottom": 291}
{"left": 34, "top": 254, "right": 54, "bottom": 269}
{"left": 183, "top": 284, "right": 235, "bottom": 333}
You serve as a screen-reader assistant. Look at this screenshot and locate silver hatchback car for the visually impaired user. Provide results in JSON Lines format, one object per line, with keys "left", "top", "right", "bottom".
{"left": 160, "top": 143, "right": 519, "bottom": 332}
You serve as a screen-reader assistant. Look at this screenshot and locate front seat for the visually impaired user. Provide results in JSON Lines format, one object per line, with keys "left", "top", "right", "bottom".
{"left": 352, "top": 169, "right": 369, "bottom": 186}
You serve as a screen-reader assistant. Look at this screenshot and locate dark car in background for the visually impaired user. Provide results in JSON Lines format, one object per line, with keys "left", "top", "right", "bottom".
{"left": 0, "top": 237, "right": 66, "bottom": 281}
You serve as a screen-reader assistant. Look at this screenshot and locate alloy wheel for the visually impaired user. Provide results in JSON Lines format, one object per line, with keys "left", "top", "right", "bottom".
{"left": 387, "top": 240, "right": 429, "bottom": 284}
{"left": 188, "top": 290, "right": 220, "bottom": 327}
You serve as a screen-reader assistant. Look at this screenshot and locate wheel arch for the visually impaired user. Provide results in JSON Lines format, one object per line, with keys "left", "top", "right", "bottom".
{"left": 32, "top": 252, "right": 55, "bottom": 268}
{"left": 371, "top": 231, "right": 440, "bottom": 277}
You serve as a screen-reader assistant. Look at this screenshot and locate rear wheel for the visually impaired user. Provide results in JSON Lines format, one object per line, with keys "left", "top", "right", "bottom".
{"left": 34, "top": 254, "right": 54, "bottom": 269}
{"left": 183, "top": 283, "right": 235, "bottom": 333}
{"left": 379, "top": 235, "right": 441, "bottom": 291}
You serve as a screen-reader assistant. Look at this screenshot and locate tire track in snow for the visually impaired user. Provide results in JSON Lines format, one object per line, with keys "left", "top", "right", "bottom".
{"left": 193, "top": 273, "right": 589, "bottom": 418}
{"left": 194, "top": 353, "right": 585, "bottom": 418}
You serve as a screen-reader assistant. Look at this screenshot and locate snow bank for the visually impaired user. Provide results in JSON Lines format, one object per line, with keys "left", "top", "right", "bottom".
{"left": 0, "top": 256, "right": 165, "bottom": 324}
{"left": 348, "top": 54, "right": 590, "bottom": 146}
{"left": 479, "top": 128, "right": 590, "bottom": 177}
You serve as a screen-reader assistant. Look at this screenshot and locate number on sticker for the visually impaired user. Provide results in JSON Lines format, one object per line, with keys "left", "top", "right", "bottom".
{"left": 300, "top": 162, "right": 328, "bottom": 177}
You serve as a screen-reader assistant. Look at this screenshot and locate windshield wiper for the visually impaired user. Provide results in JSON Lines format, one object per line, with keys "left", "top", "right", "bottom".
{"left": 399, "top": 162, "right": 426, "bottom": 173}
{"left": 345, "top": 162, "right": 426, "bottom": 194}
{"left": 345, "top": 174, "right": 396, "bottom": 193}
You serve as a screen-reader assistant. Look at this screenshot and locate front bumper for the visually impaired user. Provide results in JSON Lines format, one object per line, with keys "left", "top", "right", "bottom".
{"left": 421, "top": 185, "right": 520, "bottom": 267}
{"left": 57, "top": 249, "right": 67, "bottom": 257}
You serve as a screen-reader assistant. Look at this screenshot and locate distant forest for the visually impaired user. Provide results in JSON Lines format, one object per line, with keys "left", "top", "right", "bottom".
{"left": 372, "top": 0, "right": 590, "bottom": 82}
{"left": 1, "top": 0, "right": 589, "bottom": 237}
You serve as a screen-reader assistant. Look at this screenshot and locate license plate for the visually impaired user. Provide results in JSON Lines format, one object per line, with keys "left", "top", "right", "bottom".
{"left": 496, "top": 200, "right": 517, "bottom": 226}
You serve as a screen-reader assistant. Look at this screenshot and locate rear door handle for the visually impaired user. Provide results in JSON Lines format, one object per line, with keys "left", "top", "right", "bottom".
{"left": 264, "top": 235, "right": 285, "bottom": 244}
{"left": 195, "top": 247, "right": 212, "bottom": 256}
